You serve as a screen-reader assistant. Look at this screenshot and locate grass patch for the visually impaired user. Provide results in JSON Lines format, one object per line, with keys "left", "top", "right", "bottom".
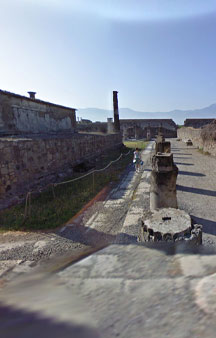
{"left": 123, "top": 140, "right": 148, "bottom": 150}
{"left": 0, "top": 146, "right": 133, "bottom": 231}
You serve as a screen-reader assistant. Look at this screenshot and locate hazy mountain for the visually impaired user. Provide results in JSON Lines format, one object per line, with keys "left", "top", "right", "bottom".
{"left": 77, "top": 104, "right": 216, "bottom": 124}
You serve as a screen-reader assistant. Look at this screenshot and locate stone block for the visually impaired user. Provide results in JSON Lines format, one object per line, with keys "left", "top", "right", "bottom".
{"left": 138, "top": 208, "right": 202, "bottom": 245}
{"left": 155, "top": 141, "right": 171, "bottom": 154}
{"left": 150, "top": 153, "right": 178, "bottom": 210}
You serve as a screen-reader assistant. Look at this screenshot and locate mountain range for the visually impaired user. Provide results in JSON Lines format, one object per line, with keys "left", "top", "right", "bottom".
{"left": 77, "top": 104, "right": 216, "bottom": 125}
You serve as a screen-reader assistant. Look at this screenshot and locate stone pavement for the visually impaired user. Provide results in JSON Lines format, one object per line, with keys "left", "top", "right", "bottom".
{"left": 172, "top": 139, "right": 216, "bottom": 247}
{"left": 1, "top": 140, "right": 216, "bottom": 337}
{"left": 1, "top": 243, "right": 216, "bottom": 338}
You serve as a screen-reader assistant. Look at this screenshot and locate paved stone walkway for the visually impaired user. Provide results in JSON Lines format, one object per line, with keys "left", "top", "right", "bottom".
{"left": 173, "top": 139, "right": 216, "bottom": 247}
{"left": 1, "top": 139, "right": 216, "bottom": 337}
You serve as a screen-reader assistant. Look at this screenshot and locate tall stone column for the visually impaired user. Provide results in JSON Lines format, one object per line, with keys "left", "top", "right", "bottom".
{"left": 113, "top": 91, "right": 120, "bottom": 132}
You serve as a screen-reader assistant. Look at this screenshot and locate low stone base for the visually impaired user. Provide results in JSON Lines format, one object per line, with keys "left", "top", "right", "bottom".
{"left": 138, "top": 208, "right": 202, "bottom": 245}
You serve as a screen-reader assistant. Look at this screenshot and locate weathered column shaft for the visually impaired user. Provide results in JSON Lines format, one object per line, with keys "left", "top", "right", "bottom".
{"left": 113, "top": 91, "right": 120, "bottom": 132}
{"left": 150, "top": 153, "right": 178, "bottom": 210}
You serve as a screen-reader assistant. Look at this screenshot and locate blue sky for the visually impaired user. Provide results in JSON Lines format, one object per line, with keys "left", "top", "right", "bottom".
{"left": 1, "top": 0, "right": 216, "bottom": 116}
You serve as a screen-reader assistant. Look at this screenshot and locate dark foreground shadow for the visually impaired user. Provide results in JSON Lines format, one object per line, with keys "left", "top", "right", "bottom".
{"left": 177, "top": 184, "right": 216, "bottom": 197}
{"left": 0, "top": 303, "right": 100, "bottom": 338}
{"left": 59, "top": 224, "right": 136, "bottom": 247}
{"left": 178, "top": 171, "right": 205, "bottom": 177}
{"left": 191, "top": 215, "right": 216, "bottom": 236}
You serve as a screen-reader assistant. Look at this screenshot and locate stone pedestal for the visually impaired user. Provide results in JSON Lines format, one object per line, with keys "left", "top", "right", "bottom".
{"left": 156, "top": 134, "right": 165, "bottom": 143}
{"left": 155, "top": 141, "right": 171, "bottom": 154}
{"left": 150, "top": 153, "right": 178, "bottom": 210}
{"left": 138, "top": 208, "right": 202, "bottom": 245}
{"left": 107, "top": 118, "right": 114, "bottom": 133}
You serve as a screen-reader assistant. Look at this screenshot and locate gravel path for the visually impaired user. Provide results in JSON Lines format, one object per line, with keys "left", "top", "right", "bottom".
{"left": 172, "top": 139, "right": 216, "bottom": 247}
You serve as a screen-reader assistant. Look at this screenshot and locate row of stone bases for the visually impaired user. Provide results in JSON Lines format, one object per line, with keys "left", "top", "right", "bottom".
{"left": 138, "top": 131, "right": 202, "bottom": 245}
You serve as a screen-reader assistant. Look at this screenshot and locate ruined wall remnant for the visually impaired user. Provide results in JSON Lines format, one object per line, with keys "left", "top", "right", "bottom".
{"left": 138, "top": 208, "right": 202, "bottom": 245}
{"left": 0, "top": 133, "right": 122, "bottom": 209}
{"left": 107, "top": 118, "right": 114, "bottom": 133}
{"left": 150, "top": 153, "right": 178, "bottom": 210}
{"left": 184, "top": 118, "right": 215, "bottom": 128}
{"left": 121, "top": 119, "right": 177, "bottom": 140}
{"left": 77, "top": 122, "right": 108, "bottom": 133}
{"left": 0, "top": 90, "right": 76, "bottom": 135}
{"left": 177, "top": 124, "right": 216, "bottom": 156}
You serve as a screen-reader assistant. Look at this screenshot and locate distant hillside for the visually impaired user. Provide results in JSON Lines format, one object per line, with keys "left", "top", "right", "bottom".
{"left": 77, "top": 104, "right": 216, "bottom": 124}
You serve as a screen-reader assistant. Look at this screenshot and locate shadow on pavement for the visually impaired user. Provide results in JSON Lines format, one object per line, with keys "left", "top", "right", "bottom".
{"left": 174, "top": 162, "right": 194, "bottom": 166}
{"left": 0, "top": 303, "right": 100, "bottom": 338}
{"left": 177, "top": 185, "right": 216, "bottom": 197}
{"left": 178, "top": 171, "right": 205, "bottom": 177}
{"left": 58, "top": 224, "right": 136, "bottom": 247}
{"left": 191, "top": 215, "right": 216, "bottom": 236}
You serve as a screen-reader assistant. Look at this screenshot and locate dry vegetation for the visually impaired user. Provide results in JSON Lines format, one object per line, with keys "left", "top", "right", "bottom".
{"left": 201, "top": 120, "right": 216, "bottom": 141}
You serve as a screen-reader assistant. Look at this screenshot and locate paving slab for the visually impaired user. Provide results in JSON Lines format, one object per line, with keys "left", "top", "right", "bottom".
{"left": 1, "top": 244, "right": 216, "bottom": 338}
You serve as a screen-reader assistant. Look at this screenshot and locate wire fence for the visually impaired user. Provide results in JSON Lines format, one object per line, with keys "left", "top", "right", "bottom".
{"left": 0, "top": 149, "right": 132, "bottom": 230}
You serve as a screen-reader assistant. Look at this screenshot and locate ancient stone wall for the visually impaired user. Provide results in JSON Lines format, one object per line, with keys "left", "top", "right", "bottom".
{"left": 77, "top": 122, "right": 108, "bottom": 133}
{"left": 0, "top": 90, "right": 76, "bottom": 135}
{"left": 120, "top": 119, "right": 177, "bottom": 139}
{"left": 0, "top": 133, "right": 122, "bottom": 209}
{"left": 184, "top": 119, "right": 215, "bottom": 128}
{"left": 177, "top": 127, "right": 216, "bottom": 156}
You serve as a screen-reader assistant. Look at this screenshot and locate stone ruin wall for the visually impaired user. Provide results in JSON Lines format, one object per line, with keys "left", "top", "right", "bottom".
{"left": 77, "top": 122, "right": 108, "bottom": 133}
{"left": 77, "top": 119, "right": 177, "bottom": 138}
{"left": 120, "top": 119, "right": 177, "bottom": 139}
{"left": 177, "top": 126, "right": 216, "bottom": 156}
{"left": 184, "top": 119, "right": 215, "bottom": 128}
{"left": 0, "top": 133, "right": 122, "bottom": 209}
{"left": 0, "top": 90, "right": 76, "bottom": 135}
